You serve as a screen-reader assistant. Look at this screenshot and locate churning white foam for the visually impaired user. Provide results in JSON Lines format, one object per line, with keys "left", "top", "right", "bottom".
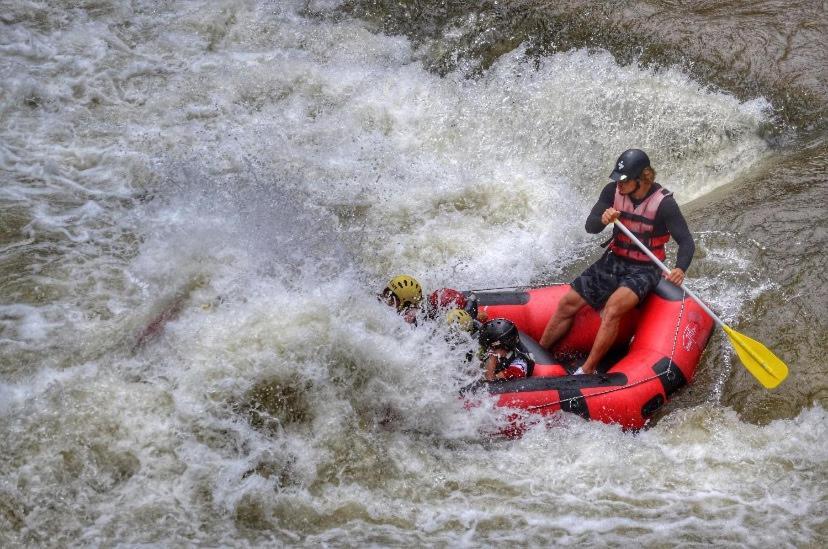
{"left": 1, "top": 1, "right": 815, "bottom": 547}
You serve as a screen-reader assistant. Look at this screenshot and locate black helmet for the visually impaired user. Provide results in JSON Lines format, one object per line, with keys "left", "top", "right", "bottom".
{"left": 609, "top": 149, "right": 650, "bottom": 182}
{"left": 478, "top": 318, "right": 520, "bottom": 350}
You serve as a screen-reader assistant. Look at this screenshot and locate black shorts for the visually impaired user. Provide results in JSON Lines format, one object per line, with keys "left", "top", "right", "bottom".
{"left": 571, "top": 251, "right": 662, "bottom": 310}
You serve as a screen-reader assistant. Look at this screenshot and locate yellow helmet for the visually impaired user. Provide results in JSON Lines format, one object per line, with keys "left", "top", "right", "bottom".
{"left": 384, "top": 275, "right": 423, "bottom": 311}
{"left": 445, "top": 308, "right": 473, "bottom": 331}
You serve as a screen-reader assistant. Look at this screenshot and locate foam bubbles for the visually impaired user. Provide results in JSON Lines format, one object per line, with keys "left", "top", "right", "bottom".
{"left": 0, "top": 1, "right": 815, "bottom": 547}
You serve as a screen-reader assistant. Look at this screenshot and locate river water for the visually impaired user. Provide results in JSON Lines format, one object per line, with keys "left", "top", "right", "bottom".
{"left": 1, "top": 0, "right": 825, "bottom": 546}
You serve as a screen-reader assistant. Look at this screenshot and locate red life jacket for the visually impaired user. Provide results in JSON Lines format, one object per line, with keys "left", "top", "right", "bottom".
{"left": 610, "top": 185, "right": 672, "bottom": 262}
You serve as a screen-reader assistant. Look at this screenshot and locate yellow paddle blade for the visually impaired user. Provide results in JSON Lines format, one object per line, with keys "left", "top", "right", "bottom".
{"left": 722, "top": 325, "right": 789, "bottom": 389}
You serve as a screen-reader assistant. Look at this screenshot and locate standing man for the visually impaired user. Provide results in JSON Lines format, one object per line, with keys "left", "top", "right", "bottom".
{"left": 539, "top": 149, "right": 695, "bottom": 374}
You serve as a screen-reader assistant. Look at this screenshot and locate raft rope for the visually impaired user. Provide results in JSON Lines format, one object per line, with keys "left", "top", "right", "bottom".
{"left": 526, "top": 287, "right": 688, "bottom": 412}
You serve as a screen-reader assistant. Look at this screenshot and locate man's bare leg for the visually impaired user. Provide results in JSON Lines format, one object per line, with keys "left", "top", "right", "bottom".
{"left": 579, "top": 287, "right": 639, "bottom": 374}
{"left": 539, "top": 289, "right": 587, "bottom": 350}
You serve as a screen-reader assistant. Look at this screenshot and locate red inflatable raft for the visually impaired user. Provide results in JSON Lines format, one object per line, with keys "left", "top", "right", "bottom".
{"left": 463, "top": 280, "right": 715, "bottom": 430}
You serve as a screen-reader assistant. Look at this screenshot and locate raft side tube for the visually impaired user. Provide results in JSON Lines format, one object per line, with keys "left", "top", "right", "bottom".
{"left": 631, "top": 293, "right": 715, "bottom": 383}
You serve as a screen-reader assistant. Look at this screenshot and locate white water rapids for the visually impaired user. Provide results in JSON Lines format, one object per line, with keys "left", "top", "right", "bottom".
{"left": 0, "top": 1, "right": 824, "bottom": 546}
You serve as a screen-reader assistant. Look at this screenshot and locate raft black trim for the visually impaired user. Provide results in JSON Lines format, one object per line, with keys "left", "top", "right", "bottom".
{"left": 652, "top": 279, "right": 686, "bottom": 302}
{"left": 518, "top": 331, "right": 555, "bottom": 365}
{"left": 483, "top": 372, "right": 628, "bottom": 395}
{"left": 641, "top": 394, "right": 665, "bottom": 417}
{"left": 652, "top": 357, "right": 687, "bottom": 396}
{"left": 559, "top": 387, "right": 590, "bottom": 419}
{"left": 474, "top": 291, "right": 530, "bottom": 306}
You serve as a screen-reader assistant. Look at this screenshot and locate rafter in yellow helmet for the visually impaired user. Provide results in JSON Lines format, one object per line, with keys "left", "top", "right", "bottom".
{"left": 386, "top": 275, "right": 423, "bottom": 310}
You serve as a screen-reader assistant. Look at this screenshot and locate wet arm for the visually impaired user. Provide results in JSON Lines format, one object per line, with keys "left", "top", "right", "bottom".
{"left": 661, "top": 199, "right": 695, "bottom": 271}
{"left": 585, "top": 182, "right": 617, "bottom": 234}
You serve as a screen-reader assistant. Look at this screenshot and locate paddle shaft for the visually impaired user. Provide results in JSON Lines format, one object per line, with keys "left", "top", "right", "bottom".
{"left": 613, "top": 220, "right": 788, "bottom": 388}
{"left": 612, "top": 220, "right": 725, "bottom": 328}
